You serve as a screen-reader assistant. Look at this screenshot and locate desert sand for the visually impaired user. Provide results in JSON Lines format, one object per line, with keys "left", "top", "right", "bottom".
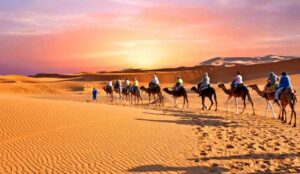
{"left": 0, "top": 65, "right": 299, "bottom": 173}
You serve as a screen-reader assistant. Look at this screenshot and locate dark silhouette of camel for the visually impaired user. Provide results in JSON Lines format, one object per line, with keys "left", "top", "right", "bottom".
{"left": 218, "top": 83, "right": 255, "bottom": 115}
{"left": 163, "top": 87, "right": 188, "bottom": 109}
{"left": 191, "top": 86, "right": 217, "bottom": 111}
{"left": 140, "top": 85, "right": 163, "bottom": 106}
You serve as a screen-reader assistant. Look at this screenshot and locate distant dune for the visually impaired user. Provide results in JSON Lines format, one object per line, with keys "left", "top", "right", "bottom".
{"left": 199, "top": 55, "right": 300, "bottom": 66}
{"left": 30, "top": 57, "right": 300, "bottom": 84}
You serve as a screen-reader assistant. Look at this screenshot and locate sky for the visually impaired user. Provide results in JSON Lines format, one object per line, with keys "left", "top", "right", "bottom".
{"left": 0, "top": 0, "right": 300, "bottom": 75}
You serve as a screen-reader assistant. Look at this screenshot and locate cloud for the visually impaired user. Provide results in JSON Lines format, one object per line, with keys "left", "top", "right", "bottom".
{"left": 0, "top": 0, "right": 300, "bottom": 74}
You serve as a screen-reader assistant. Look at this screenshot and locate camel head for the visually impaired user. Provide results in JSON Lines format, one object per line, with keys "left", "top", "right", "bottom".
{"left": 163, "top": 87, "right": 170, "bottom": 93}
{"left": 217, "top": 83, "right": 225, "bottom": 88}
{"left": 140, "top": 86, "right": 147, "bottom": 91}
{"left": 191, "top": 86, "right": 197, "bottom": 91}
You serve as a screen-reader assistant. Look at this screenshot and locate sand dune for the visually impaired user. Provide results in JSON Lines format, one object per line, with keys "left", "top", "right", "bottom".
{"left": 0, "top": 94, "right": 200, "bottom": 173}
{"left": 31, "top": 58, "right": 300, "bottom": 84}
{"left": 0, "top": 65, "right": 300, "bottom": 173}
{"left": 199, "top": 55, "right": 299, "bottom": 66}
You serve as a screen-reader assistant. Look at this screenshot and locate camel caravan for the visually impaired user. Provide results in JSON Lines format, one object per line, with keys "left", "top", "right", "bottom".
{"left": 100, "top": 72, "right": 297, "bottom": 127}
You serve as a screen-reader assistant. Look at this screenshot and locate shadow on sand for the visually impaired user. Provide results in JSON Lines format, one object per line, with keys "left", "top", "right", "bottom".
{"left": 187, "top": 152, "right": 300, "bottom": 174}
{"left": 139, "top": 108, "right": 239, "bottom": 128}
{"left": 128, "top": 164, "right": 229, "bottom": 174}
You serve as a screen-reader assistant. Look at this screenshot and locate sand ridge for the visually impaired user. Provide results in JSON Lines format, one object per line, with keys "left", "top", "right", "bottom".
{"left": 0, "top": 72, "right": 299, "bottom": 173}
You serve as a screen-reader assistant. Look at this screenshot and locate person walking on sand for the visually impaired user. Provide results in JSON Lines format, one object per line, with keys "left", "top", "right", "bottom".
{"left": 92, "top": 87, "right": 98, "bottom": 101}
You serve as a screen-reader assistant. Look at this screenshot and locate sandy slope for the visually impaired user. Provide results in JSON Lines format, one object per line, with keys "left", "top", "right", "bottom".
{"left": 0, "top": 94, "right": 206, "bottom": 173}
{"left": 0, "top": 73, "right": 299, "bottom": 173}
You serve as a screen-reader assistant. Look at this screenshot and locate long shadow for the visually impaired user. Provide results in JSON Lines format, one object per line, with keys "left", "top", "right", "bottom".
{"left": 141, "top": 110, "right": 239, "bottom": 128}
{"left": 137, "top": 117, "right": 237, "bottom": 128}
{"left": 143, "top": 111, "right": 223, "bottom": 120}
{"left": 188, "top": 152, "right": 300, "bottom": 161}
{"left": 190, "top": 152, "right": 300, "bottom": 174}
{"left": 128, "top": 164, "right": 229, "bottom": 174}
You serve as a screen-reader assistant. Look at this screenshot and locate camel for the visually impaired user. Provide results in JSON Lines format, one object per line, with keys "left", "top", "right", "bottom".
{"left": 248, "top": 84, "right": 277, "bottom": 118}
{"left": 121, "top": 87, "right": 131, "bottom": 102}
{"left": 163, "top": 87, "right": 189, "bottom": 108}
{"left": 103, "top": 86, "right": 113, "bottom": 102}
{"left": 129, "top": 86, "right": 143, "bottom": 105}
{"left": 114, "top": 85, "right": 123, "bottom": 103}
{"left": 140, "top": 86, "right": 163, "bottom": 106}
{"left": 191, "top": 86, "right": 217, "bottom": 111}
{"left": 277, "top": 89, "right": 297, "bottom": 127}
{"left": 218, "top": 83, "right": 255, "bottom": 115}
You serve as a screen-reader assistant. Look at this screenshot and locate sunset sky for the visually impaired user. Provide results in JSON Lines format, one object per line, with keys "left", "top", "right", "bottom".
{"left": 0, "top": 0, "right": 300, "bottom": 75}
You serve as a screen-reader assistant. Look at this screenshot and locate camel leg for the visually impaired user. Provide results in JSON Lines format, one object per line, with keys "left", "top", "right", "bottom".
{"left": 264, "top": 100, "right": 269, "bottom": 117}
{"left": 288, "top": 103, "right": 295, "bottom": 125}
{"left": 214, "top": 93, "right": 218, "bottom": 111}
{"left": 173, "top": 97, "right": 177, "bottom": 108}
{"left": 208, "top": 96, "right": 213, "bottom": 110}
{"left": 148, "top": 93, "right": 151, "bottom": 105}
{"left": 276, "top": 101, "right": 281, "bottom": 119}
{"left": 282, "top": 106, "right": 287, "bottom": 123}
{"left": 240, "top": 98, "right": 246, "bottom": 115}
{"left": 235, "top": 97, "right": 239, "bottom": 114}
{"left": 201, "top": 96, "right": 205, "bottom": 110}
{"left": 293, "top": 110, "right": 297, "bottom": 127}
{"left": 268, "top": 101, "right": 276, "bottom": 119}
{"left": 158, "top": 93, "right": 162, "bottom": 106}
{"left": 185, "top": 97, "right": 189, "bottom": 109}
{"left": 247, "top": 93, "right": 255, "bottom": 115}
{"left": 140, "top": 95, "right": 143, "bottom": 104}
{"left": 226, "top": 96, "right": 232, "bottom": 113}
{"left": 160, "top": 93, "right": 164, "bottom": 106}
{"left": 153, "top": 94, "right": 157, "bottom": 106}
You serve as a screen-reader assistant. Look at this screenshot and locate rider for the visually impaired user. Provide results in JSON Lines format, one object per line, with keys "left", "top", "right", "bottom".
{"left": 198, "top": 72, "right": 210, "bottom": 94}
{"left": 174, "top": 76, "right": 183, "bottom": 91}
{"left": 231, "top": 71, "right": 243, "bottom": 90}
{"left": 125, "top": 78, "right": 130, "bottom": 87}
{"left": 124, "top": 78, "right": 130, "bottom": 91}
{"left": 275, "top": 72, "right": 292, "bottom": 102}
{"left": 133, "top": 78, "right": 139, "bottom": 91}
{"left": 264, "top": 72, "right": 279, "bottom": 92}
{"left": 115, "top": 80, "right": 122, "bottom": 93}
{"left": 149, "top": 74, "right": 160, "bottom": 90}
{"left": 107, "top": 80, "right": 113, "bottom": 89}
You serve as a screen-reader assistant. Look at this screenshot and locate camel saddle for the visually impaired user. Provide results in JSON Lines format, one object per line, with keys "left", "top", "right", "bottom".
{"left": 199, "top": 84, "right": 211, "bottom": 92}
{"left": 265, "top": 84, "right": 278, "bottom": 93}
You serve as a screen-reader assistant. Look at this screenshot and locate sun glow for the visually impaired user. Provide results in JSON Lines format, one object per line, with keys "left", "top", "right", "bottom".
{"left": 125, "top": 47, "right": 164, "bottom": 69}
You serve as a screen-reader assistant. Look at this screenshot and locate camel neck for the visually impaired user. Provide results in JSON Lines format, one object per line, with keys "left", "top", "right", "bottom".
{"left": 253, "top": 86, "right": 265, "bottom": 97}
{"left": 221, "top": 85, "right": 231, "bottom": 95}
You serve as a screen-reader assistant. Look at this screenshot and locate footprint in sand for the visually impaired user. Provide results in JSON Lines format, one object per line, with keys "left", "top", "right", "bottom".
{"left": 226, "top": 144, "right": 235, "bottom": 149}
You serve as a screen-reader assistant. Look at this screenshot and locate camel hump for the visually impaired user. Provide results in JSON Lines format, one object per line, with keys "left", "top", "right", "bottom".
{"left": 234, "top": 85, "right": 248, "bottom": 93}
